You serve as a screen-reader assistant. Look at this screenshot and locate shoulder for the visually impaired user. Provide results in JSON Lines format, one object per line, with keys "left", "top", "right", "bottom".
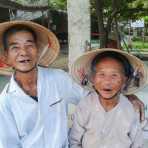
{"left": 73, "top": 92, "right": 97, "bottom": 124}
{"left": 39, "top": 66, "right": 70, "bottom": 80}
{"left": 119, "top": 95, "right": 137, "bottom": 120}
{"left": 77, "top": 91, "right": 97, "bottom": 110}
{"left": 0, "top": 83, "right": 11, "bottom": 112}
{"left": 120, "top": 95, "right": 135, "bottom": 110}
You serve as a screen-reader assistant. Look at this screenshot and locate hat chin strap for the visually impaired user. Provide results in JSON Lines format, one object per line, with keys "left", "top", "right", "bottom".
{"left": 37, "top": 44, "right": 49, "bottom": 65}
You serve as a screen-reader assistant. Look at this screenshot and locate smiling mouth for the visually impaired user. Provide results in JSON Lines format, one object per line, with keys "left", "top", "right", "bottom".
{"left": 102, "top": 88, "right": 112, "bottom": 92}
{"left": 19, "top": 59, "right": 31, "bottom": 63}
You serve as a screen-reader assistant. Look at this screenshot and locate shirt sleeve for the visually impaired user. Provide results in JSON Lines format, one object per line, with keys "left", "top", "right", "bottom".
{"left": 57, "top": 70, "right": 89, "bottom": 105}
{"left": 130, "top": 114, "right": 144, "bottom": 148}
{"left": 69, "top": 99, "right": 89, "bottom": 148}
{"left": 0, "top": 96, "right": 21, "bottom": 148}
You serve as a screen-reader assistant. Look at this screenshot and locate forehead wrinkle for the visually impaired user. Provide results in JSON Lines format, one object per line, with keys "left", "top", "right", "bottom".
{"left": 95, "top": 57, "right": 126, "bottom": 74}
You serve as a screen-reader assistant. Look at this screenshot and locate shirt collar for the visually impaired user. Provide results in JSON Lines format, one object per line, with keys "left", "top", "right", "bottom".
{"left": 7, "top": 74, "right": 24, "bottom": 95}
{"left": 7, "top": 66, "right": 63, "bottom": 106}
{"left": 8, "top": 66, "right": 39, "bottom": 94}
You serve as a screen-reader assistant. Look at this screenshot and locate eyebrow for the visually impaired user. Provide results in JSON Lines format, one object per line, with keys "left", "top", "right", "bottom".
{"left": 8, "top": 42, "right": 18, "bottom": 47}
{"left": 8, "top": 39, "right": 35, "bottom": 46}
{"left": 96, "top": 69, "right": 124, "bottom": 73}
{"left": 25, "top": 39, "right": 35, "bottom": 43}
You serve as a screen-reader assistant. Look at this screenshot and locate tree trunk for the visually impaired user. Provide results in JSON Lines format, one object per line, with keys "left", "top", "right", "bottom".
{"left": 95, "top": 0, "right": 121, "bottom": 48}
{"left": 95, "top": 0, "right": 106, "bottom": 48}
{"left": 114, "top": 17, "right": 122, "bottom": 49}
{"left": 67, "top": 0, "right": 90, "bottom": 69}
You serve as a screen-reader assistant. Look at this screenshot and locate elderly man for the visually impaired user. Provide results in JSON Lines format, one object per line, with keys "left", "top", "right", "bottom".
{"left": 0, "top": 21, "right": 144, "bottom": 148}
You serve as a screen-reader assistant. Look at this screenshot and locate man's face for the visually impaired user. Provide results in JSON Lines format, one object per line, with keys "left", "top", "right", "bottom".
{"left": 5, "top": 31, "right": 38, "bottom": 73}
{"left": 92, "top": 57, "right": 126, "bottom": 100}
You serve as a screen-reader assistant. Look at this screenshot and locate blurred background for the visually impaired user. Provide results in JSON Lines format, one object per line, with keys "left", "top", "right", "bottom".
{"left": 0, "top": 0, "right": 148, "bottom": 147}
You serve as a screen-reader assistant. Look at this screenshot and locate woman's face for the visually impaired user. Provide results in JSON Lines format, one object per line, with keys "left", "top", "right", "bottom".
{"left": 92, "top": 57, "right": 127, "bottom": 100}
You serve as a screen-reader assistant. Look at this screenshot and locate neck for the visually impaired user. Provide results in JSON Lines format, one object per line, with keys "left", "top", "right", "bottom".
{"left": 14, "top": 67, "right": 38, "bottom": 96}
{"left": 99, "top": 95, "right": 119, "bottom": 112}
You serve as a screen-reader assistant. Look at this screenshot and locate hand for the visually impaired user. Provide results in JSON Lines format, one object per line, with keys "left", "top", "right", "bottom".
{"left": 126, "top": 94, "right": 145, "bottom": 122}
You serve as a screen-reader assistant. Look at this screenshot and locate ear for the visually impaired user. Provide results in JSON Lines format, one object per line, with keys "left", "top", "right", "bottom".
{"left": 2, "top": 51, "right": 11, "bottom": 66}
{"left": 90, "top": 74, "right": 95, "bottom": 84}
{"left": 123, "top": 76, "right": 128, "bottom": 83}
{"left": 123, "top": 76, "right": 129, "bottom": 85}
{"left": 121, "top": 76, "right": 129, "bottom": 91}
{"left": 1, "top": 54, "right": 6, "bottom": 62}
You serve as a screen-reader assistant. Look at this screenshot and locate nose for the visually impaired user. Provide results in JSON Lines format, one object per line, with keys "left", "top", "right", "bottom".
{"left": 103, "top": 75, "right": 114, "bottom": 85}
{"left": 19, "top": 46, "right": 28, "bottom": 56}
{"left": 104, "top": 75, "right": 111, "bottom": 82}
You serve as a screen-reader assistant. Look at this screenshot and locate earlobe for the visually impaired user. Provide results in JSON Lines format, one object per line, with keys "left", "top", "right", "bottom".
{"left": 1, "top": 54, "right": 6, "bottom": 63}
{"left": 36, "top": 52, "right": 40, "bottom": 65}
{"left": 121, "top": 77, "right": 129, "bottom": 91}
{"left": 2, "top": 52, "right": 10, "bottom": 66}
{"left": 89, "top": 75, "right": 94, "bottom": 83}
{"left": 90, "top": 75, "right": 95, "bottom": 84}
{"left": 124, "top": 76, "right": 128, "bottom": 84}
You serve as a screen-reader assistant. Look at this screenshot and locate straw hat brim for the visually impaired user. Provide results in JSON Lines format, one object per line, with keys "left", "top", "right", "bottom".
{"left": 0, "top": 67, "right": 13, "bottom": 76}
{"left": 71, "top": 48, "right": 148, "bottom": 95}
{"left": 0, "top": 20, "right": 60, "bottom": 75}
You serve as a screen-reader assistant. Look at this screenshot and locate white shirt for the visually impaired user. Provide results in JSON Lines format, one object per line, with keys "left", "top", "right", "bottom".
{"left": 0, "top": 66, "right": 87, "bottom": 148}
{"left": 69, "top": 92, "right": 143, "bottom": 148}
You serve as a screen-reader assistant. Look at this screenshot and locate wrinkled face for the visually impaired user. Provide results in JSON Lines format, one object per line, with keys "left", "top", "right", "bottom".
{"left": 92, "top": 57, "right": 126, "bottom": 100}
{"left": 5, "top": 31, "right": 38, "bottom": 73}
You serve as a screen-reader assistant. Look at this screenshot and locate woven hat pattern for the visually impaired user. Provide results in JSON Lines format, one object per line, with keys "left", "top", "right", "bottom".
{"left": 0, "top": 20, "right": 60, "bottom": 75}
{"left": 71, "top": 48, "right": 148, "bottom": 95}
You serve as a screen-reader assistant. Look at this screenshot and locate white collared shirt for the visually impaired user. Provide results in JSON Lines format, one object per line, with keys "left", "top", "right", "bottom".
{"left": 0, "top": 66, "right": 87, "bottom": 148}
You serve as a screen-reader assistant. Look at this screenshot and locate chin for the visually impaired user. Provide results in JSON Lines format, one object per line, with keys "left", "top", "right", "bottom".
{"left": 15, "top": 66, "right": 37, "bottom": 73}
{"left": 99, "top": 92, "right": 116, "bottom": 100}
{"left": 101, "top": 96, "right": 114, "bottom": 100}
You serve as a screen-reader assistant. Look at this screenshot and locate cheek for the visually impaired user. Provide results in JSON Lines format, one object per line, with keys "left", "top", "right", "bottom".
{"left": 32, "top": 48, "right": 38, "bottom": 58}
{"left": 5, "top": 52, "right": 16, "bottom": 65}
{"left": 33, "top": 51, "right": 38, "bottom": 58}
{"left": 93, "top": 76, "right": 103, "bottom": 85}
{"left": 27, "top": 48, "right": 38, "bottom": 60}
{"left": 113, "top": 79, "right": 125, "bottom": 90}
{"left": 91, "top": 76, "right": 98, "bottom": 84}
{"left": 94, "top": 78, "right": 125, "bottom": 90}
{"left": 92, "top": 77, "right": 102, "bottom": 89}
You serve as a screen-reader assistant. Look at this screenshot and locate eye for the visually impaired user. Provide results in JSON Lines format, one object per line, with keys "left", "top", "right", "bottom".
{"left": 25, "top": 41, "right": 36, "bottom": 49}
{"left": 26, "top": 44, "right": 35, "bottom": 48}
{"left": 9, "top": 45, "right": 20, "bottom": 51}
{"left": 111, "top": 73, "right": 120, "bottom": 79}
{"left": 112, "top": 74, "right": 117, "bottom": 77}
{"left": 96, "top": 72, "right": 105, "bottom": 77}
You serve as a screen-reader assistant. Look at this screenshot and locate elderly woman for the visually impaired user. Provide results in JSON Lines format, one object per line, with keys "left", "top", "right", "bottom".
{"left": 69, "top": 48, "right": 148, "bottom": 148}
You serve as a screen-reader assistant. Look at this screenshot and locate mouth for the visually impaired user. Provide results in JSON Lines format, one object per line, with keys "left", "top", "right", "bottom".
{"left": 102, "top": 88, "right": 113, "bottom": 93}
{"left": 18, "top": 59, "right": 31, "bottom": 63}
{"left": 103, "top": 88, "right": 112, "bottom": 91}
